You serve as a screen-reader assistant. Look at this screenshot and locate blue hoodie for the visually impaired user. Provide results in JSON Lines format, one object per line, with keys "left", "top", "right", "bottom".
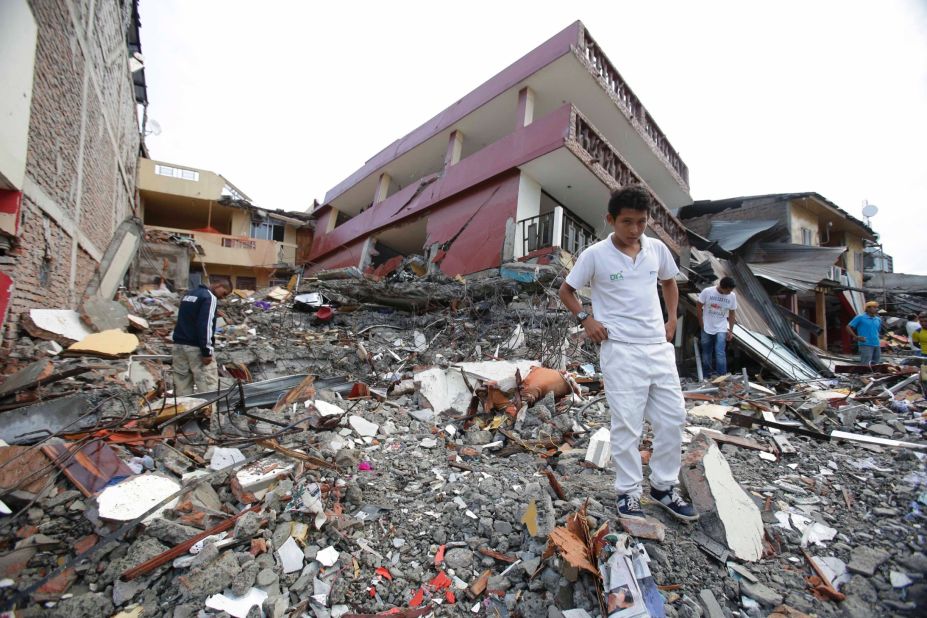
{"left": 172, "top": 285, "right": 219, "bottom": 357}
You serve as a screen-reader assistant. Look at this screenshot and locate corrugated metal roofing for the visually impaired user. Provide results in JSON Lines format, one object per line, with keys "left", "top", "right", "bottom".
{"left": 747, "top": 243, "right": 846, "bottom": 292}
{"left": 708, "top": 220, "right": 779, "bottom": 252}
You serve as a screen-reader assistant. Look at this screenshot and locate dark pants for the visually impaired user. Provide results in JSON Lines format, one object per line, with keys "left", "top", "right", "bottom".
{"left": 700, "top": 331, "right": 728, "bottom": 375}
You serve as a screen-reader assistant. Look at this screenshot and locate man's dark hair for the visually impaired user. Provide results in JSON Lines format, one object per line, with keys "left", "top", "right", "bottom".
{"left": 608, "top": 186, "right": 651, "bottom": 217}
{"left": 719, "top": 276, "right": 737, "bottom": 290}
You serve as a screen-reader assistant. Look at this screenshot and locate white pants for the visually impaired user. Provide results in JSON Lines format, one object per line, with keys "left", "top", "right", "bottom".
{"left": 601, "top": 340, "right": 686, "bottom": 498}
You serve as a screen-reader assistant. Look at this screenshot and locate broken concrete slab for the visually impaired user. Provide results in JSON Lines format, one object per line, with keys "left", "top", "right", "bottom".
{"left": 83, "top": 217, "right": 143, "bottom": 301}
{"left": 699, "top": 589, "right": 725, "bottom": 618}
{"left": 682, "top": 433, "right": 764, "bottom": 562}
{"left": 618, "top": 517, "right": 666, "bottom": 542}
{"left": 847, "top": 546, "right": 891, "bottom": 576}
{"left": 205, "top": 588, "right": 268, "bottom": 618}
{"left": 740, "top": 580, "right": 784, "bottom": 607}
{"left": 96, "top": 474, "right": 180, "bottom": 522}
{"left": 414, "top": 366, "right": 472, "bottom": 414}
{"left": 126, "top": 314, "right": 149, "bottom": 331}
{"left": 584, "top": 427, "right": 611, "bottom": 468}
{"left": 66, "top": 329, "right": 139, "bottom": 358}
{"left": 688, "top": 403, "right": 735, "bottom": 420}
{"left": 23, "top": 309, "right": 93, "bottom": 345}
{"left": 348, "top": 415, "right": 378, "bottom": 437}
{"left": 80, "top": 296, "right": 129, "bottom": 332}
{"left": 454, "top": 359, "right": 540, "bottom": 392}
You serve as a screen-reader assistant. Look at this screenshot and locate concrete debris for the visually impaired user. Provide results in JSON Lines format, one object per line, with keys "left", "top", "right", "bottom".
{"left": 22, "top": 309, "right": 92, "bottom": 344}
{"left": 0, "top": 274, "right": 924, "bottom": 617}
{"left": 96, "top": 474, "right": 180, "bottom": 522}
{"left": 80, "top": 296, "right": 130, "bottom": 332}
{"left": 66, "top": 329, "right": 139, "bottom": 358}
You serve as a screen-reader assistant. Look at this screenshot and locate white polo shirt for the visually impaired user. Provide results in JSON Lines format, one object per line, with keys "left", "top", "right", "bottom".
{"left": 565, "top": 233, "right": 679, "bottom": 344}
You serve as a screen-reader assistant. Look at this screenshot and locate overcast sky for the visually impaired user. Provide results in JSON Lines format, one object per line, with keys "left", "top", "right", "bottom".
{"left": 140, "top": 0, "right": 927, "bottom": 274}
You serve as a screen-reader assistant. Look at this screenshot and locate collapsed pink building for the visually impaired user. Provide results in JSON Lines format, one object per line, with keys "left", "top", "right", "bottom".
{"left": 305, "top": 21, "right": 692, "bottom": 278}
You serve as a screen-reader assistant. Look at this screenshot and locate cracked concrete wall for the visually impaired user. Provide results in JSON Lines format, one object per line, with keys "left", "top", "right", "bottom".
{"left": 425, "top": 173, "right": 520, "bottom": 277}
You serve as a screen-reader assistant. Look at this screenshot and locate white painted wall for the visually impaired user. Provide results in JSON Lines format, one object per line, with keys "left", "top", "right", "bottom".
{"left": 514, "top": 172, "right": 541, "bottom": 258}
{"left": 0, "top": 0, "right": 38, "bottom": 190}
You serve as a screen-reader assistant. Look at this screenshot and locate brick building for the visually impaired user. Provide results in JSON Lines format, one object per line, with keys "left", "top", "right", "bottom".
{"left": 0, "top": 0, "right": 144, "bottom": 340}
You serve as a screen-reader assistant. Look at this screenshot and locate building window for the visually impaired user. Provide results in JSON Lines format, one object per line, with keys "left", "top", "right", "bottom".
{"left": 235, "top": 276, "right": 256, "bottom": 290}
{"left": 154, "top": 164, "right": 199, "bottom": 181}
{"left": 853, "top": 252, "right": 864, "bottom": 272}
{"left": 800, "top": 227, "right": 814, "bottom": 246}
{"left": 250, "top": 220, "right": 285, "bottom": 242}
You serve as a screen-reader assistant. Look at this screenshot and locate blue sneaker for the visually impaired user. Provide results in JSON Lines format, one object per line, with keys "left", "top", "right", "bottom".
{"left": 650, "top": 486, "right": 699, "bottom": 522}
{"left": 616, "top": 494, "right": 646, "bottom": 520}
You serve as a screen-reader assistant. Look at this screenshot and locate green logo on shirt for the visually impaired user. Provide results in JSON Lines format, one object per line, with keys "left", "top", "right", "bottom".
{"left": 610, "top": 272, "right": 624, "bottom": 281}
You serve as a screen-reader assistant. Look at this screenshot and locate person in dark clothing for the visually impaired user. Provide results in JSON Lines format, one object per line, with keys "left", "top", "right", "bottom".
{"left": 171, "top": 282, "right": 230, "bottom": 395}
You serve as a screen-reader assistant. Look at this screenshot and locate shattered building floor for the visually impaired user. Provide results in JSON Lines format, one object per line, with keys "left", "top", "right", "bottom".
{"left": 0, "top": 272, "right": 924, "bottom": 618}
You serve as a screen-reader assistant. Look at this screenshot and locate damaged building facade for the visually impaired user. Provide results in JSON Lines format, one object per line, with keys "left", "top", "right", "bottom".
{"left": 304, "top": 21, "right": 692, "bottom": 278}
{"left": 132, "top": 158, "right": 312, "bottom": 291}
{"left": 679, "top": 193, "right": 876, "bottom": 354}
{"left": 0, "top": 0, "right": 145, "bottom": 341}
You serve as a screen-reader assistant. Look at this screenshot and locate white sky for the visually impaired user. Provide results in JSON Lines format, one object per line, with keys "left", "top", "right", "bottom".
{"left": 140, "top": 0, "right": 927, "bottom": 274}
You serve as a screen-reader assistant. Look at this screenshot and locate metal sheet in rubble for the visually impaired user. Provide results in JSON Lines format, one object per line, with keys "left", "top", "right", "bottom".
{"left": 0, "top": 393, "right": 103, "bottom": 445}
{"left": 747, "top": 243, "right": 846, "bottom": 292}
{"left": 203, "top": 374, "right": 353, "bottom": 411}
{"left": 733, "top": 326, "right": 820, "bottom": 381}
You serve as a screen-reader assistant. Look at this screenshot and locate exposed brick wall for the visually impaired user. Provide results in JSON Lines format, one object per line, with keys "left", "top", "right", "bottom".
{"left": 2, "top": 0, "right": 140, "bottom": 342}
{"left": 78, "top": 98, "right": 117, "bottom": 249}
{"left": 1, "top": 198, "right": 75, "bottom": 338}
{"left": 25, "top": 0, "right": 86, "bottom": 220}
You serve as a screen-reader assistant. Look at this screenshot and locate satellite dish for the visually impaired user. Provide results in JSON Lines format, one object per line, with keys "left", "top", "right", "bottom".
{"left": 146, "top": 119, "right": 162, "bottom": 136}
{"left": 862, "top": 203, "right": 878, "bottom": 218}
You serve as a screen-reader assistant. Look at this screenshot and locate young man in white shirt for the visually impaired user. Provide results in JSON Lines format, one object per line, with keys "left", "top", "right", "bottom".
{"left": 558, "top": 186, "right": 698, "bottom": 523}
{"left": 696, "top": 277, "right": 738, "bottom": 377}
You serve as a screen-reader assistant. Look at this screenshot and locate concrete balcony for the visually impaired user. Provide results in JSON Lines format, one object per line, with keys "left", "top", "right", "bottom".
{"left": 517, "top": 208, "right": 598, "bottom": 258}
{"left": 147, "top": 225, "right": 297, "bottom": 269}
{"left": 322, "top": 21, "right": 691, "bottom": 219}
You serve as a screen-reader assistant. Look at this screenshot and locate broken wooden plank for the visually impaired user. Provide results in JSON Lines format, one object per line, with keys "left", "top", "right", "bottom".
{"left": 256, "top": 439, "right": 340, "bottom": 471}
{"left": 478, "top": 547, "right": 517, "bottom": 564}
{"left": 544, "top": 468, "right": 567, "bottom": 500}
{"left": 830, "top": 430, "right": 927, "bottom": 450}
{"left": 121, "top": 504, "right": 262, "bottom": 581}
{"left": 699, "top": 429, "right": 773, "bottom": 453}
{"left": 728, "top": 412, "right": 830, "bottom": 441}
{"left": 771, "top": 434, "right": 797, "bottom": 456}
{"left": 466, "top": 569, "right": 492, "bottom": 600}
{"left": 272, "top": 375, "right": 316, "bottom": 413}
{"left": 800, "top": 548, "right": 846, "bottom": 602}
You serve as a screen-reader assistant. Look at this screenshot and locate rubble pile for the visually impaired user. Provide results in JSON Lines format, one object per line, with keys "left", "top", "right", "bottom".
{"left": 0, "top": 277, "right": 925, "bottom": 617}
